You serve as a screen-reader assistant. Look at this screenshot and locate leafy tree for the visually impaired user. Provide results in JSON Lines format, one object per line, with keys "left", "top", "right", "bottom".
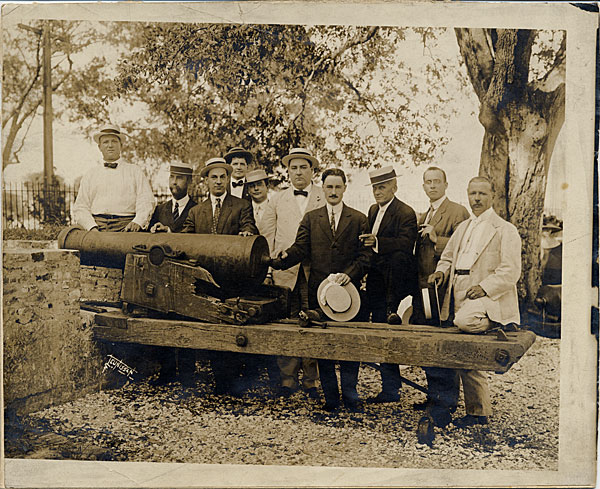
{"left": 455, "top": 28, "right": 565, "bottom": 304}
{"left": 2, "top": 20, "right": 100, "bottom": 169}
{"left": 68, "top": 23, "right": 468, "bottom": 185}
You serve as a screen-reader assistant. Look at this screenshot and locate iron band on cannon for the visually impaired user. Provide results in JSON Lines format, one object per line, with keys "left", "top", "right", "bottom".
{"left": 58, "top": 226, "right": 290, "bottom": 325}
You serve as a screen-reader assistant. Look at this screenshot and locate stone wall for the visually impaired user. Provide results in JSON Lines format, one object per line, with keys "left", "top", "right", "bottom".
{"left": 3, "top": 247, "right": 105, "bottom": 415}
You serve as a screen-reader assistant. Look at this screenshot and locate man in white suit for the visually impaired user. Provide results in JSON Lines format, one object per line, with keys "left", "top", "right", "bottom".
{"left": 261, "top": 148, "right": 324, "bottom": 399}
{"left": 429, "top": 176, "right": 521, "bottom": 427}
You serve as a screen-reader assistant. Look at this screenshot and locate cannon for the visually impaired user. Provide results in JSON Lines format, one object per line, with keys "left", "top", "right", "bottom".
{"left": 58, "top": 226, "right": 289, "bottom": 325}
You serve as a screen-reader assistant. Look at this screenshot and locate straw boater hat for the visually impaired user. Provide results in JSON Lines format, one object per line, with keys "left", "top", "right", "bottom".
{"left": 542, "top": 222, "right": 562, "bottom": 233}
{"left": 367, "top": 166, "right": 400, "bottom": 186}
{"left": 245, "top": 169, "right": 271, "bottom": 184}
{"left": 93, "top": 124, "right": 127, "bottom": 144}
{"left": 317, "top": 278, "right": 361, "bottom": 322}
{"left": 200, "top": 157, "right": 233, "bottom": 178}
{"left": 224, "top": 147, "right": 253, "bottom": 165}
{"left": 169, "top": 162, "right": 194, "bottom": 176}
{"left": 282, "top": 148, "right": 319, "bottom": 168}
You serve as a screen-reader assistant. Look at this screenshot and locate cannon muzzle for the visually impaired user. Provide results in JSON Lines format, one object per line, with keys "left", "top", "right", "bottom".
{"left": 58, "top": 226, "right": 270, "bottom": 286}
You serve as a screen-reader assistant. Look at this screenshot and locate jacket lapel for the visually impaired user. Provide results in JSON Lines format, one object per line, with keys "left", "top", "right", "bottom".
{"left": 217, "top": 194, "right": 232, "bottom": 233}
{"left": 306, "top": 185, "right": 323, "bottom": 213}
{"left": 317, "top": 206, "right": 333, "bottom": 242}
{"left": 377, "top": 197, "right": 398, "bottom": 235}
{"left": 334, "top": 204, "right": 352, "bottom": 241}
{"left": 428, "top": 198, "right": 448, "bottom": 229}
{"left": 470, "top": 213, "right": 499, "bottom": 267}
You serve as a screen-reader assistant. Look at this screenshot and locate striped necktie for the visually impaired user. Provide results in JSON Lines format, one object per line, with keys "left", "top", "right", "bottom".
{"left": 173, "top": 202, "right": 179, "bottom": 221}
{"left": 330, "top": 209, "right": 336, "bottom": 238}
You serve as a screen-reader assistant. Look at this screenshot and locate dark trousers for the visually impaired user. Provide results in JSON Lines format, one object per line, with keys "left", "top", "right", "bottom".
{"left": 423, "top": 367, "right": 460, "bottom": 414}
{"left": 210, "top": 351, "right": 244, "bottom": 394}
{"left": 92, "top": 215, "right": 134, "bottom": 232}
{"left": 318, "top": 359, "right": 359, "bottom": 406}
{"left": 367, "top": 268, "right": 403, "bottom": 394}
{"left": 155, "top": 346, "right": 197, "bottom": 386}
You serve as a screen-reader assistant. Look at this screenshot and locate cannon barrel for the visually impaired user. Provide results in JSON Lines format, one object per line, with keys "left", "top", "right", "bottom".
{"left": 58, "top": 226, "right": 271, "bottom": 286}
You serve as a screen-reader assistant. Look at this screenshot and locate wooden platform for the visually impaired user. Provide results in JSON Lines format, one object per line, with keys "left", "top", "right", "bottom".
{"left": 83, "top": 308, "right": 536, "bottom": 373}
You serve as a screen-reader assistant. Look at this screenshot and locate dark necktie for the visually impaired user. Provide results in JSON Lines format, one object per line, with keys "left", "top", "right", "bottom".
{"left": 232, "top": 180, "right": 244, "bottom": 188}
{"left": 425, "top": 205, "right": 434, "bottom": 224}
{"left": 173, "top": 202, "right": 179, "bottom": 221}
{"left": 330, "top": 209, "right": 336, "bottom": 238}
{"left": 211, "top": 198, "right": 221, "bottom": 234}
{"left": 104, "top": 161, "right": 118, "bottom": 169}
{"left": 294, "top": 189, "right": 308, "bottom": 197}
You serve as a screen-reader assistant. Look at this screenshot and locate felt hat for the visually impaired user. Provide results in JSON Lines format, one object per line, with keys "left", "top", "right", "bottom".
{"left": 282, "top": 148, "right": 319, "bottom": 168}
{"left": 317, "top": 278, "right": 361, "bottom": 322}
{"left": 224, "top": 147, "right": 253, "bottom": 165}
{"left": 542, "top": 222, "right": 562, "bottom": 233}
{"left": 93, "top": 124, "right": 127, "bottom": 144}
{"left": 200, "top": 157, "right": 233, "bottom": 178}
{"left": 169, "top": 162, "right": 194, "bottom": 176}
{"left": 245, "top": 169, "right": 271, "bottom": 184}
{"left": 367, "top": 166, "right": 399, "bottom": 186}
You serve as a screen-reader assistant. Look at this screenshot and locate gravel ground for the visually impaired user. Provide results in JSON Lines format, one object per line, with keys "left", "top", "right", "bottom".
{"left": 7, "top": 336, "right": 559, "bottom": 470}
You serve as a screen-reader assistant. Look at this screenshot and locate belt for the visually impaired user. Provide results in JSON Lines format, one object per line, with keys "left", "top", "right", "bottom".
{"left": 93, "top": 214, "right": 135, "bottom": 220}
{"left": 455, "top": 269, "right": 470, "bottom": 275}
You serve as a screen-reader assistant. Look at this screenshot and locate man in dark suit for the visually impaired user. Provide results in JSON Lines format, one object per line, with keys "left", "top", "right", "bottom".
{"left": 182, "top": 157, "right": 258, "bottom": 396}
{"left": 147, "top": 162, "right": 198, "bottom": 387}
{"left": 411, "top": 166, "right": 470, "bottom": 427}
{"left": 224, "top": 146, "right": 253, "bottom": 201}
{"left": 271, "top": 168, "right": 371, "bottom": 412}
{"left": 359, "top": 166, "right": 418, "bottom": 403}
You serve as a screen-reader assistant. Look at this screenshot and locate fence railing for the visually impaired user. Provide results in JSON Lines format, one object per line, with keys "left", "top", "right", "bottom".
{"left": 2, "top": 183, "right": 173, "bottom": 231}
{"left": 2, "top": 182, "right": 563, "bottom": 231}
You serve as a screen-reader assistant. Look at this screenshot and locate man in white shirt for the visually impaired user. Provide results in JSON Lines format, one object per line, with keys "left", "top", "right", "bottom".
{"left": 224, "top": 147, "right": 252, "bottom": 200}
{"left": 429, "top": 176, "right": 521, "bottom": 427}
{"left": 72, "top": 124, "right": 155, "bottom": 232}
{"left": 260, "top": 148, "right": 325, "bottom": 399}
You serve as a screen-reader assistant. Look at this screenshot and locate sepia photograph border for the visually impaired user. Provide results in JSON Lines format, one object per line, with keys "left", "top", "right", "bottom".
{"left": 1, "top": 1, "right": 597, "bottom": 487}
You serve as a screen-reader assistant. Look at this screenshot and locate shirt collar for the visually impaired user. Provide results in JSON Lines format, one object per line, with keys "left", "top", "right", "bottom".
{"left": 470, "top": 206, "right": 494, "bottom": 223}
{"left": 378, "top": 197, "right": 394, "bottom": 212}
{"left": 173, "top": 194, "right": 190, "bottom": 210}
{"left": 430, "top": 195, "right": 447, "bottom": 211}
{"left": 210, "top": 192, "right": 227, "bottom": 206}
{"left": 326, "top": 202, "right": 344, "bottom": 215}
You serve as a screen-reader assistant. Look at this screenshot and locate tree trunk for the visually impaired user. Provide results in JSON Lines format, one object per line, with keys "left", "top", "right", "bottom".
{"left": 456, "top": 28, "right": 565, "bottom": 306}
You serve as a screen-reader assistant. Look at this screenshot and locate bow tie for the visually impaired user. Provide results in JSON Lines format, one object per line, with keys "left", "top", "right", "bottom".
{"left": 104, "top": 162, "right": 118, "bottom": 169}
{"left": 232, "top": 180, "right": 245, "bottom": 188}
{"left": 293, "top": 189, "right": 308, "bottom": 197}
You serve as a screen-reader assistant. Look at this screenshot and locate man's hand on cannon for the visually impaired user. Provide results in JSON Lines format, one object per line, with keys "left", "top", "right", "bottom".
{"left": 328, "top": 272, "right": 351, "bottom": 286}
{"left": 270, "top": 250, "right": 288, "bottom": 270}
{"left": 150, "top": 222, "right": 172, "bottom": 233}
{"left": 123, "top": 221, "right": 142, "bottom": 232}
{"left": 238, "top": 231, "right": 254, "bottom": 237}
{"left": 358, "top": 233, "right": 377, "bottom": 248}
{"left": 466, "top": 285, "right": 486, "bottom": 300}
{"left": 428, "top": 271, "right": 444, "bottom": 287}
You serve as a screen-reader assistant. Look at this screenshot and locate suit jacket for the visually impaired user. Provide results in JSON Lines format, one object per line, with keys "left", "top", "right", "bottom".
{"left": 415, "top": 197, "right": 470, "bottom": 288}
{"left": 149, "top": 197, "right": 197, "bottom": 233}
{"left": 261, "top": 185, "right": 325, "bottom": 290}
{"left": 182, "top": 193, "right": 258, "bottom": 235}
{"left": 436, "top": 208, "right": 521, "bottom": 324}
{"left": 281, "top": 204, "right": 371, "bottom": 303}
{"left": 367, "top": 197, "right": 418, "bottom": 300}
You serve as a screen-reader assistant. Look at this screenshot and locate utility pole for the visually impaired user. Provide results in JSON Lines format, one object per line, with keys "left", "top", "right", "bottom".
{"left": 17, "top": 21, "right": 54, "bottom": 185}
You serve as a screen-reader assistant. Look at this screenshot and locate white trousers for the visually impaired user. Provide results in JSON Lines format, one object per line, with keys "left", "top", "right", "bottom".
{"left": 452, "top": 275, "right": 492, "bottom": 416}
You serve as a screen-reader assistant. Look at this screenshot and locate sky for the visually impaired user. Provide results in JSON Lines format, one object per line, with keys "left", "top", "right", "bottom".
{"left": 2, "top": 22, "right": 566, "bottom": 219}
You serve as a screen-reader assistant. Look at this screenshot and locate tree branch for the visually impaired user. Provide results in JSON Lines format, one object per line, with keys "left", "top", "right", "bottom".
{"left": 533, "top": 35, "right": 566, "bottom": 93}
{"left": 455, "top": 28, "right": 495, "bottom": 103}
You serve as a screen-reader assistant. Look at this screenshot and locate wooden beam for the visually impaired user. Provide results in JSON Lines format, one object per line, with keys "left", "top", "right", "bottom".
{"left": 86, "top": 310, "right": 536, "bottom": 373}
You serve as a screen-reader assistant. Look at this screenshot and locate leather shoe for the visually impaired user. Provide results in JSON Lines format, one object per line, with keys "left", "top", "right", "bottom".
{"left": 387, "top": 312, "right": 401, "bottom": 325}
{"left": 279, "top": 386, "right": 295, "bottom": 398}
{"left": 304, "top": 387, "right": 320, "bottom": 400}
{"left": 343, "top": 399, "right": 363, "bottom": 413}
{"left": 366, "top": 391, "right": 400, "bottom": 403}
{"left": 453, "top": 414, "right": 488, "bottom": 428}
{"left": 323, "top": 401, "right": 340, "bottom": 412}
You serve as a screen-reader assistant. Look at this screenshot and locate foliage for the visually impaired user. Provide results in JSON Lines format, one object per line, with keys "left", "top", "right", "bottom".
{"left": 64, "top": 23, "right": 469, "bottom": 183}
{"left": 2, "top": 20, "right": 101, "bottom": 169}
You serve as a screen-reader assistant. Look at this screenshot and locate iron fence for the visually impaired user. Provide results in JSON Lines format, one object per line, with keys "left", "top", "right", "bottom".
{"left": 2, "top": 183, "right": 173, "bottom": 230}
